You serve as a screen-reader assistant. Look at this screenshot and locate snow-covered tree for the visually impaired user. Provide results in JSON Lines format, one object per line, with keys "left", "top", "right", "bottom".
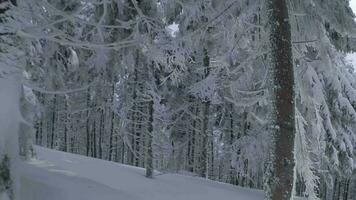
{"left": 3, "top": 0, "right": 356, "bottom": 199}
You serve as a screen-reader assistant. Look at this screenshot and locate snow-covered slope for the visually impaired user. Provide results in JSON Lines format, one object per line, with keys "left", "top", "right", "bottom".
{"left": 18, "top": 146, "right": 302, "bottom": 200}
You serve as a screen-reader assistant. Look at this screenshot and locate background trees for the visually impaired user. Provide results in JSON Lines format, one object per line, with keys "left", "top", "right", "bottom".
{"left": 1, "top": 0, "right": 356, "bottom": 200}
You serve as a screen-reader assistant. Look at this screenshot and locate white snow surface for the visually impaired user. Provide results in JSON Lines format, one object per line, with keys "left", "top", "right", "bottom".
{"left": 350, "top": 0, "right": 356, "bottom": 16}
{"left": 18, "top": 146, "right": 305, "bottom": 200}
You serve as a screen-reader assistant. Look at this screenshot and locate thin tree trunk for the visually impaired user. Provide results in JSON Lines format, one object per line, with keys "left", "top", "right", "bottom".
{"left": 191, "top": 102, "right": 198, "bottom": 173}
{"left": 35, "top": 91, "right": 41, "bottom": 145}
{"left": 98, "top": 109, "right": 104, "bottom": 159}
{"left": 129, "top": 53, "right": 139, "bottom": 165}
{"left": 86, "top": 88, "right": 91, "bottom": 156}
{"left": 193, "top": 105, "right": 200, "bottom": 174}
{"left": 108, "top": 83, "right": 115, "bottom": 161}
{"left": 145, "top": 99, "right": 154, "bottom": 178}
{"left": 337, "top": 180, "right": 342, "bottom": 200}
{"left": 187, "top": 111, "right": 193, "bottom": 171}
{"left": 50, "top": 94, "right": 57, "bottom": 149}
{"left": 210, "top": 132, "right": 214, "bottom": 180}
{"left": 343, "top": 179, "right": 350, "bottom": 200}
{"left": 200, "top": 48, "right": 210, "bottom": 178}
{"left": 229, "top": 103, "right": 234, "bottom": 184}
{"left": 92, "top": 120, "right": 97, "bottom": 158}
{"left": 63, "top": 97, "right": 68, "bottom": 152}
{"left": 39, "top": 93, "right": 44, "bottom": 145}
{"left": 201, "top": 101, "right": 210, "bottom": 178}
{"left": 333, "top": 177, "right": 339, "bottom": 200}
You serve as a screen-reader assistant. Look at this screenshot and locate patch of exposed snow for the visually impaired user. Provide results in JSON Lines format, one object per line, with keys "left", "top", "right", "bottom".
{"left": 166, "top": 22, "right": 179, "bottom": 38}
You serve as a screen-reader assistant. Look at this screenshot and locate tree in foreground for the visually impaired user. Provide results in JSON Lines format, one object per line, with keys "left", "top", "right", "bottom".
{"left": 265, "top": 0, "right": 295, "bottom": 199}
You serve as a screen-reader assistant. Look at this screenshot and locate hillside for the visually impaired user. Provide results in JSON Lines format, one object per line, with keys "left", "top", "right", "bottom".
{"left": 18, "top": 146, "right": 265, "bottom": 200}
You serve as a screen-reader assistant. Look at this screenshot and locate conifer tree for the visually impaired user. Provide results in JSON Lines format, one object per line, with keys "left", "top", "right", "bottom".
{"left": 265, "top": 0, "right": 295, "bottom": 199}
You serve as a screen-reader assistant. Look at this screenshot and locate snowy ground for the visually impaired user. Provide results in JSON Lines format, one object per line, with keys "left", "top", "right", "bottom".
{"left": 17, "top": 146, "right": 303, "bottom": 200}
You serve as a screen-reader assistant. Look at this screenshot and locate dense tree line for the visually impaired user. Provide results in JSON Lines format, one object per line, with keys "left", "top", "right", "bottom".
{"left": 1, "top": 0, "right": 356, "bottom": 199}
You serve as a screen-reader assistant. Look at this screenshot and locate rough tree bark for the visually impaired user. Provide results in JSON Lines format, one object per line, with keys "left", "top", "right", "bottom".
{"left": 267, "top": 0, "right": 296, "bottom": 199}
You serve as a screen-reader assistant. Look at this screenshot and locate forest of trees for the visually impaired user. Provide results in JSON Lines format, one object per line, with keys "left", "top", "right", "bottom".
{"left": 1, "top": 0, "right": 356, "bottom": 200}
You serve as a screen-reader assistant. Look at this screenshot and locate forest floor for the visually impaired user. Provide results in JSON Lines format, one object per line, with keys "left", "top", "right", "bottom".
{"left": 17, "top": 146, "right": 302, "bottom": 200}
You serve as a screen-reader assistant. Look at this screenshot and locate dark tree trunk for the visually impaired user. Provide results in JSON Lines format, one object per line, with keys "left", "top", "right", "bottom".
{"left": 229, "top": 103, "right": 235, "bottom": 184}
{"left": 145, "top": 99, "right": 154, "bottom": 178}
{"left": 39, "top": 93, "right": 44, "bottom": 145}
{"left": 63, "top": 97, "right": 68, "bottom": 152}
{"left": 108, "top": 83, "right": 115, "bottom": 161}
{"left": 86, "top": 88, "right": 91, "bottom": 156}
{"left": 50, "top": 94, "right": 57, "bottom": 149}
{"left": 267, "top": 0, "right": 295, "bottom": 199}
{"left": 190, "top": 102, "right": 198, "bottom": 173}
{"left": 92, "top": 120, "right": 97, "bottom": 158}
{"left": 343, "top": 179, "right": 350, "bottom": 200}
{"left": 98, "top": 109, "right": 104, "bottom": 159}
{"left": 200, "top": 48, "right": 210, "bottom": 178}
{"left": 333, "top": 177, "right": 339, "bottom": 200}
{"left": 128, "top": 52, "right": 139, "bottom": 166}
{"left": 201, "top": 101, "right": 210, "bottom": 178}
{"left": 337, "top": 180, "right": 341, "bottom": 200}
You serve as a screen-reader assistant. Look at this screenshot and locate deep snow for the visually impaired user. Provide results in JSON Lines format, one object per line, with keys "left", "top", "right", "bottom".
{"left": 17, "top": 146, "right": 304, "bottom": 200}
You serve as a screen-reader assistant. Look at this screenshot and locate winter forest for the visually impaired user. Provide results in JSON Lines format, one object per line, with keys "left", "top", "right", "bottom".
{"left": 1, "top": 0, "right": 356, "bottom": 200}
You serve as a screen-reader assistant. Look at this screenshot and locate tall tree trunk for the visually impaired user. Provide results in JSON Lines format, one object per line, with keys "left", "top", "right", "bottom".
{"left": 86, "top": 88, "right": 91, "bottom": 156}
{"left": 39, "top": 93, "right": 44, "bottom": 145}
{"left": 267, "top": 0, "right": 295, "bottom": 199}
{"left": 193, "top": 105, "right": 200, "bottom": 174}
{"left": 98, "top": 109, "right": 104, "bottom": 159}
{"left": 92, "top": 120, "right": 97, "bottom": 158}
{"left": 128, "top": 52, "right": 139, "bottom": 166}
{"left": 187, "top": 101, "right": 193, "bottom": 172}
{"left": 229, "top": 103, "right": 235, "bottom": 184}
{"left": 35, "top": 93, "right": 41, "bottom": 145}
{"left": 190, "top": 102, "right": 198, "bottom": 173}
{"left": 63, "top": 96, "right": 68, "bottom": 152}
{"left": 200, "top": 48, "right": 210, "bottom": 178}
{"left": 337, "top": 180, "right": 342, "bottom": 200}
{"left": 333, "top": 177, "right": 339, "bottom": 200}
{"left": 343, "top": 179, "right": 350, "bottom": 200}
{"left": 201, "top": 101, "right": 210, "bottom": 178}
{"left": 108, "top": 83, "right": 115, "bottom": 161}
{"left": 50, "top": 94, "right": 57, "bottom": 149}
{"left": 145, "top": 99, "right": 154, "bottom": 178}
